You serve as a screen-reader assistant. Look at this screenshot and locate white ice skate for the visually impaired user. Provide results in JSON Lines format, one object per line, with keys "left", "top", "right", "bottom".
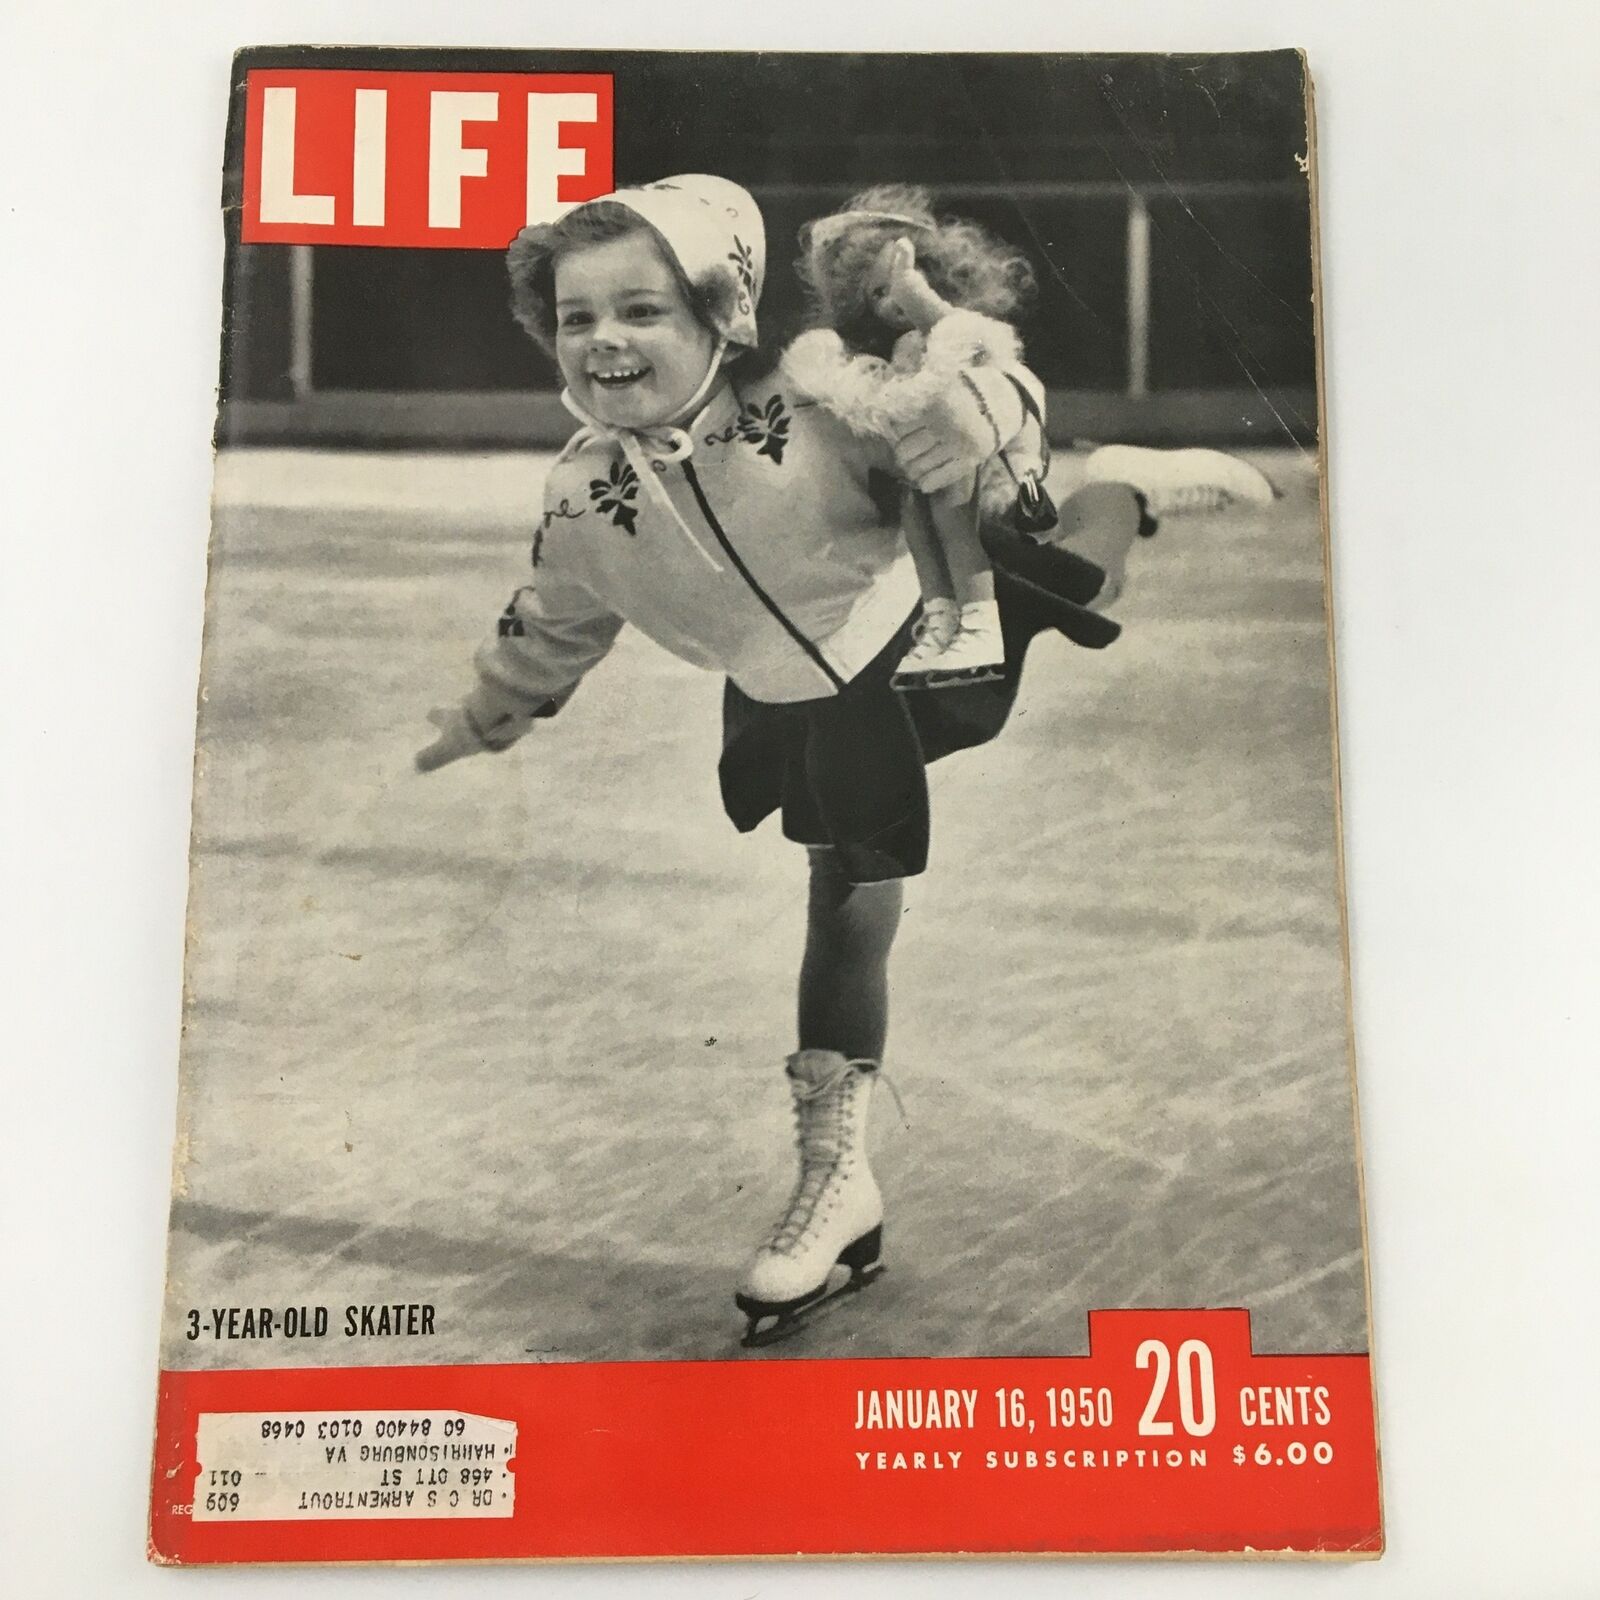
{"left": 1082, "top": 444, "right": 1277, "bottom": 514}
{"left": 890, "top": 598, "right": 959, "bottom": 688}
{"left": 736, "top": 1051, "right": 887, "bottom": 1347}
{"left": 893, "top": 599, "right": 1003, "bottom": 689}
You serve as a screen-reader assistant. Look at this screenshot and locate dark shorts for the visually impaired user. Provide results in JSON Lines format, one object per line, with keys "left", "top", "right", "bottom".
{"left": 718, "top": 529, "right": 1120, "bottom": 884}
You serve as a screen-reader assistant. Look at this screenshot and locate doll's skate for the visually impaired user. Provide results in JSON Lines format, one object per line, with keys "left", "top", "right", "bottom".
{"left": 736, "top": 1052, "right": 888, "bottom": 1347}
{"left": 891, "top": 599, "right": 958, "bottom": 689}
{"left": 895, "top": 599, "right": 1004, "bottom": 688}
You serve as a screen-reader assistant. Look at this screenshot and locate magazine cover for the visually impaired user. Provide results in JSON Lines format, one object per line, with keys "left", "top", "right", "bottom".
{"left": 150, "top": 46, "right": 1381, "bottom": 1563}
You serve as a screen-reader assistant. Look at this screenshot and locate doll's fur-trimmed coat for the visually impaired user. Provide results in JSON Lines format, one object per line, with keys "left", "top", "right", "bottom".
{"left": 782, "top": 309, "right": 1047, "bottom": 519}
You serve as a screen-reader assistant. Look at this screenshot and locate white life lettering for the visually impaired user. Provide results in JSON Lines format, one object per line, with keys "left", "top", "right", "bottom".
{"left": 525, "top": 92, "right": 597, "bottom": 222}
{"left": 259, "top": 88, "right": 334, "bottom": 225}
{"left": 428, "top": 91, "right": 499, "bottom": 229}
{"left": 351, "top": 89, "right": 388, "bottom": 227}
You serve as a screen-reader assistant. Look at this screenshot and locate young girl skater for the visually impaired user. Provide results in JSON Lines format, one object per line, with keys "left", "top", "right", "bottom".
{"left": 417, "top": 175, "right": 1159, "bottom": 1345}
{"left": 786, "top": 186, "right": 1047, "bottom": 688}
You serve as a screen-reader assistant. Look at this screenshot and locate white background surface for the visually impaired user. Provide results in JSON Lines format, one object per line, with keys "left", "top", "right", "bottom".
{"left": 4, "top": 3, "right": 1597, "bottom": 1595}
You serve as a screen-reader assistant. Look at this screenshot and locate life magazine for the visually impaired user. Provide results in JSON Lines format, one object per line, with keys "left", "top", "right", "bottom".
{"left": 150, "top": 46, "right": 1382, "bottom": 1563}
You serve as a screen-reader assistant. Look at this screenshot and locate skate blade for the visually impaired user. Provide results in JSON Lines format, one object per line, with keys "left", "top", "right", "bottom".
{"left": 892, "top": 664, "right": 1005, "bottom": 691}
{"left": 737, "top": 1260, "right": 885, "bottom": 1349}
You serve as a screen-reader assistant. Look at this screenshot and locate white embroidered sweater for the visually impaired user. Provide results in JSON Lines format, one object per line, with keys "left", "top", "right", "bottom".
{"left": 474, "top": 354, "right": 1037, "bottom": 712}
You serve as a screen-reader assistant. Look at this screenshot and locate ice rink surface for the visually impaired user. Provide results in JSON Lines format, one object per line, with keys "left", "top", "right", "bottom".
{"left": 164, "top": 443, "right": 1367, "bottom": 1366}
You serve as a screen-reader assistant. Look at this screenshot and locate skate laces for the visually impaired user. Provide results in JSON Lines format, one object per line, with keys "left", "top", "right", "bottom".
{"left": 765, "top": 1062, "right": 904, "bottom": 1255}
{"left": 903, "top": 620, "right": 946, "bottom": 663}
{"left": 875, "top": 1067, "right": 907, "bottom": 1125}
{"left": 909, "top": 604, "right": 956, "bottom": 648}
{"left": 794, "top": 1058, "right": 906, "bottom": 1124}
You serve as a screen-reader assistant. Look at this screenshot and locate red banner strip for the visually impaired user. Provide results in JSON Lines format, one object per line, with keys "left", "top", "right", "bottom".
{"left": 151, "top": 1309, "right": 1381, "bottom": 1564}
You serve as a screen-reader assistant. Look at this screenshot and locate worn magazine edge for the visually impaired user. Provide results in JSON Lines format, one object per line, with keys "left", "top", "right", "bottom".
{"left": 1303, "top": 52, "right": 1386, "bottom": 1556}
{"left": 147, "top": 62, "right": 241, "bottom": 1569}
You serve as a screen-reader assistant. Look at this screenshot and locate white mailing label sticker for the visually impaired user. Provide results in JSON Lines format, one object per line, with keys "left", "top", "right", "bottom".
{"left": 193, "top": 1410, "right": 516, "bottom": 1521}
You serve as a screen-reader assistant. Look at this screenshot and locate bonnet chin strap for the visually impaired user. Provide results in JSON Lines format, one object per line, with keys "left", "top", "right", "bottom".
{"left": 560, "top": 339, "right": 731, "bottom": 573}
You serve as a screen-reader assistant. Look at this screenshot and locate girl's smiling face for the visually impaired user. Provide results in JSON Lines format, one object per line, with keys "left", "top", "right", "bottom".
{"left": 554, "top": 230, "right": 721, "bottom": 429}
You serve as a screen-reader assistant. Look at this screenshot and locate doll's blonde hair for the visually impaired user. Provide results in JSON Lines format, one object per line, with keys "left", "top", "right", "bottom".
{"left": 797, "top": 184, "right": 1036, "bottom": 359}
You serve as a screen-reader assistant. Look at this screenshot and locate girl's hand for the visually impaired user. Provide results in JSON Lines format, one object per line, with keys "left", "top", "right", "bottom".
{"left": 414, "top": 682, "right": 541, "bottom": 772}
{"left": 415, "top": 707, "right": 491, "bottom": 773}
{"left": 890, "top": 365, "right": 1028, "bottom": 493}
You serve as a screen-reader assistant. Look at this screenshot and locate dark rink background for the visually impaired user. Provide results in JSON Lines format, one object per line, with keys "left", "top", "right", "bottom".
{"left": 218, "top": 49, "right": 1316, "bottom": 450}
{"left": 162, "top": 49, "right": 1366, "bottom": 1366}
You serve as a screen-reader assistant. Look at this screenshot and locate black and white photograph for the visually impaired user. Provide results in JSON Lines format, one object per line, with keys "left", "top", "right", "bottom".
{"left": 159, "top": 48, "right": 1368, "bottom": 1368}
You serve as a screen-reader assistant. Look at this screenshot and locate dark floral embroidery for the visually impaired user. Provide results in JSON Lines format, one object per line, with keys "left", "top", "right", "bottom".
{"left": 729, "top": 237, "right": 756, "bottom": 294}
{"left": 532, "top": 497, "right": 585, "bottom": 566}
{"left": 734, "top": 394, "right": 792, "bottom": 464}
{"left": 588, "top": 459, "right": 641, "bottom": 533}
{"left": 497, "top": 585, "right": 538, "bottom": 637}
{"left": 707, "top": 395, "right": 815, "bottom": 451}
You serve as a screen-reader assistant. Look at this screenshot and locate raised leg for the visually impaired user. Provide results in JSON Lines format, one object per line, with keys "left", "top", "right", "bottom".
{"left": 1052, "top": 480, "right": 1147, "bottom": 609}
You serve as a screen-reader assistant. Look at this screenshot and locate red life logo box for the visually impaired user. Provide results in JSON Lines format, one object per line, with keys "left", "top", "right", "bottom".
{"left": 241, "top": 70, "right": 614, "bottom": 248}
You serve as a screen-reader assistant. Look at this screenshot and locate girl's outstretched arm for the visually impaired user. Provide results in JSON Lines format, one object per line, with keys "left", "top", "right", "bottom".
{"left": 415, "top": 568, "right": 624, "bottom": 773}
{"left": 416, "top": 469, "right": 626, "bottom": 773}
{"left": 472, "top": 570, "right": 625, "bottom": 714}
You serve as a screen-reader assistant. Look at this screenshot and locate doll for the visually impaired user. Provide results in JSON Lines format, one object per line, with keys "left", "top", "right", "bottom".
{"left": 788, "top": 186, "right": 1044, "bottom": 687}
